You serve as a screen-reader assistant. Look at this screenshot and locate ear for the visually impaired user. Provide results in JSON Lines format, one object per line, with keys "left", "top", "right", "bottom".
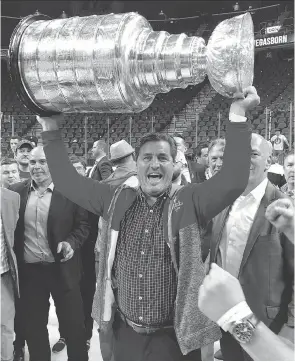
{"left": 265, "top": 155, "right": 272, "bottom": 171}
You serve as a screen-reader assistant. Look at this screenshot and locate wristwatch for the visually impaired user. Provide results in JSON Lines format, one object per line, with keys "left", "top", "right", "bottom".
{"left": 229, "top": 313, "right": 260, "bottom": 344}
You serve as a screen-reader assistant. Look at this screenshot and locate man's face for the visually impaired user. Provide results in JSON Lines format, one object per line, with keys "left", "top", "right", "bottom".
{"left": 208, "top": 145, "right": 224, "bottom": 176}
{"left": 15, "top": 146, "right": 32, "bottom": 166}
{"left": 275, "top": 131, "right": 280, "bottom": 137}
{"left": 284, "top": 154, "right": 295, "bottom": 184}
{"left": 1, "top": 163, "right": 20, "bottom": 188}
{"left": 10, "top": 138, "right": 19, "bottom": 154}
{"left": 29, "top": 148, "right": 51, "bottom": 184}
{"left": 200, "top": 147, "right": 209, "bottom": 166}
{"left": 92, "top": 141, "right": 102, "bottom": 158}
{"left": 248, "top": 134, "right": 272, "bottom": 186}
{"left": 173, "top": 137, "right": 187, "bottom": 154}
{"left": 73, "top": 162, "right": 86, "bottom": 176}
{"left": 137, "top": 140, "right": 174, "bottom": 197}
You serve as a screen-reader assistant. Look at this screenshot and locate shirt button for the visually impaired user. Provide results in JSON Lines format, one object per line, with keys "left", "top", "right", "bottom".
{"left": 139, "top": 316, "right": 143, "bottom": 321}
{"left": 141, "top": 251, "right": 144, "bottom": 255}
{"left": 139, "top": 274, "right": 143, "bottom": 278}
{"left": 139, "top": 296, "right": 142, "bottom": 300}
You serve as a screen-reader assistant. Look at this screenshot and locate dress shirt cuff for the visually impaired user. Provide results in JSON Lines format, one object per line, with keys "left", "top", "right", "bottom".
{"left": 217, "top": 301, "right": 253, "bottom": 332}
{"left": 229, "top": 113, "right": 247, "bottom": 123}
{"left": 42, "top": 130, "right": 63, "bottom": 141}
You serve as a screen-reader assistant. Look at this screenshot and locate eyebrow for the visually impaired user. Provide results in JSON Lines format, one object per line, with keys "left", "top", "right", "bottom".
{"left": 142, "top": 152, "right": 170, "bottom": 157}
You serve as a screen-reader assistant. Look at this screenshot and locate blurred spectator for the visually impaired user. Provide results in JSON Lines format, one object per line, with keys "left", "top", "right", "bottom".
{"left": 15, "top": 140, "right": 34, "bottom": 181}
{"left": 173, "top": 134, "right": 206, "bottom": 184}
{"left": 270, "top": 129, "right": 289, "bottom": 165}
{"left": 233, "top": 2, "right": 240, "bottom": 11}
{"left": 1, "top": 187, "right": 20, "bottom": 361}
{"left": 281, "top": 151, "right": 295, "bottom": 199}
{"left": 1, "top": 158, "right": 20, "bottom": 188}
{"left": 206, "top": 139, "right": 226, "bottom": 180}
{"left": 267, "top": 155, "right": 286, "bottom": 187}
{"left": 7, "top": 135, "right": 21, "bottom": 158}
{"left": 87, "top": 140, "right": 113, "bottom": 181}
{"left": 26, "top": 136, "right": 38, "bottom": 148}
{"left": 195, "top": 143, "right": 209, "bottom": 167}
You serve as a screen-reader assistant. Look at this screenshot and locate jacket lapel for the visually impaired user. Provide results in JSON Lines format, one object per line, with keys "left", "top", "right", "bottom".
{"left": 238, "top": 182, "right": 276, "bottom": 277}
{"left": 47, "top": 189, "right": 61, "bottom": 256}
{"left": 211, "top": 207, "right": 231, "bottom": 263}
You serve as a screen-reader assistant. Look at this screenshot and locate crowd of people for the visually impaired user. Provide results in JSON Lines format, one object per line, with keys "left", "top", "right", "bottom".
{"left": 1, "top": 86, "right": 294, "bottom": 361}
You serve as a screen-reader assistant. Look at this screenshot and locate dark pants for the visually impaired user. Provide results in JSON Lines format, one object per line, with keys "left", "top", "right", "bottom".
{"left": 13, "top": 297, "right": 26, "bottom": 350}
{"left": 20, "top": 263, "right": 88, "bottom": 361}
{"left": 112, "top": 312, "right": 202, "bottom": 361}
{"left": 58, "top": 242, "right": 96, "bottom": 341}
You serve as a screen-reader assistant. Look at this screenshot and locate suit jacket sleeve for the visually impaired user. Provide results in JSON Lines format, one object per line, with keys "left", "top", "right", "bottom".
{"left": 64, "top": 204, "right": 90, "bottom": 251}
{"left": 192, "top": 122, "right": 251, "bottom": 227}
{"left": 98, "top": 159, "right": 113, "bottom": 180}
{"left": 281, "top": 233, "right": 294, "bottom": 328}
{"left": 42, "top": 130, "right": 112, "bottom": 216}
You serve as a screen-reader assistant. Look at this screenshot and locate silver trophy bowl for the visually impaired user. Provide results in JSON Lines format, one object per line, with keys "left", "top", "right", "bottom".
{"left": 8, "top": 12, "right": 254, "bottom": 115}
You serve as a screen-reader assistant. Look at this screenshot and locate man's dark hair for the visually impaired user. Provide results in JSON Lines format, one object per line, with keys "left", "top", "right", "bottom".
{"left": 137, "top": 133, "right": 177, "bottom": 161}
{"left": 9, "top": 135, "right": 21, "bottom": 142}
{"left": 195, "top": 143, "right": 209, "bottom": 157}
{"left": 1, "top": 157, "right": 18, "bottom": 166}
{"left": 69, "top": 155, "right": 86, "bottom": 169}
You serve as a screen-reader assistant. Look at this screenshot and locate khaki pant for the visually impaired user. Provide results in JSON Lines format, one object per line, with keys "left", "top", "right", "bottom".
{"left": 1, "top": 271, "right": 15, "bottom": 361}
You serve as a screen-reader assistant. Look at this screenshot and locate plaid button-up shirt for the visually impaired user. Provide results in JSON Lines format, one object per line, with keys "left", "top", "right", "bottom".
{"left": 113, "top": 187, "right": 177, "bottom": 326}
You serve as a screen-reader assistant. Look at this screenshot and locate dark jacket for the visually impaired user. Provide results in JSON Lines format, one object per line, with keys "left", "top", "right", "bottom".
{"left": 42, "top": 122, "right": 251, "bottom": 354}
{"left": 86, "top": 156, "right": 113, "bottom": 181}
{"left": 187, "top": 160, "right": 206, "bottom": 183}
{"left": 208, "top": 181, "right": 294, "bottom": 336}
{"left": 9, "top": 179, "right": 90, "bottom": 291}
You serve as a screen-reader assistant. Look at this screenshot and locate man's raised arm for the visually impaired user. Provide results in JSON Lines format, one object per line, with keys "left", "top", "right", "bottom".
{"left": 39, "top": 114, "right": 111, "bottom": 216}
{"left": 193, "top": 86, "right": 260, "bottom": 225}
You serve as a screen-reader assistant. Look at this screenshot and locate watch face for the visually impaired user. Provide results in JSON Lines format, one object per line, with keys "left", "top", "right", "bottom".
{"left": 233, "top": 321, "right": 254, "bottom": 344}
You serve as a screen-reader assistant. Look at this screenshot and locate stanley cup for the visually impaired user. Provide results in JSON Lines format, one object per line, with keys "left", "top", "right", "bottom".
{"left": 8, "top": 12, "right": 254, "bottom": 115}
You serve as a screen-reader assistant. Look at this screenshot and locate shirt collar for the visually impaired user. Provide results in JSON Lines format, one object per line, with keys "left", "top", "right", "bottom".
{"left": 249, "top": 178, "right": 268, "bottom": 202}
{"left": 95, "top": 155, "right": 105, "bottom": 164}
{"left": 138, "top": 185, "right": 172, "bottom": 201}
{"left": 31, "top": 181, "right": 54, "bottom": 192}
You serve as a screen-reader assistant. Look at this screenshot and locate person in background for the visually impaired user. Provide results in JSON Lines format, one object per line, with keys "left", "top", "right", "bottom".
{"left": 14, "top": 140, "right": 34, "bottom": 181}
{"left": 206, "top": 139, "right": 226, "bottom": 180}
{"left": 173, "top": 134, "right": 206, "bottom": 184}
{"left": 198, "top": 264, "right": 294, "bottom": 361}
{"left": 37, "top": 86, "right": 260, "bottom": 361}
{"left": 281, "top": 151, "right": 294, "bottom": 199}
{"left": 267, "top": 155, "right": 286, "bottom": 188}
{"left": 52, "top": 155, "right": 97, "bottom": 354}
{"left": 1, "top": 187, "right": 20, "bottom": 361}
{"left": 25, "top": 136, "right": 38, "bottom": 148}
{"left": 1, "top": 158, "right": 20, "bottom": 188}
{"left": 10, "top": 147, "right": 90, "bottom": 361}
{"left": 265, "top": 198, "right": 294, "bottom": 242}
{"left": 195, "top": 143, "right": 209, "bottom": 167}
{"left": 7, "top": 135, "right": 21, "bottom": 159}
{"left": 87, "top": 139, "right": 113, "bottom": 181}
{"left": 270, "top": 129, "right": 289, "bottom": 165}
{"left": 206, "top": 133, "right": 294, "bottom": 361}
{"left": 95, "top": 140, "right": 138, "bottom": 361}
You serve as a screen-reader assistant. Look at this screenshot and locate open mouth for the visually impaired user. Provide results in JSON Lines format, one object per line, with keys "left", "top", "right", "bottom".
{"left": 147, "top": 173, "right": 163, "bottom": 185}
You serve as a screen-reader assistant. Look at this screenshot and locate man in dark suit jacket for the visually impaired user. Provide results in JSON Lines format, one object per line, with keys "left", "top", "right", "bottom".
{"left": 173, "top": 134, "right": 206, "bottom": 184}
{"left": 86, "top": 139, "right": 113, "bottom": 181}
{"left": 206, "top": 133, "right": 294, "bottom": 360}
{"left": 10, "top": 147, "right": 90, "bottom": 361}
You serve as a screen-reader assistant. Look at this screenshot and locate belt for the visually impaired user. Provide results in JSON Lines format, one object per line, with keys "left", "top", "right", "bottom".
{"left": 117, "top": 310, "right": 173, "bottom": 335}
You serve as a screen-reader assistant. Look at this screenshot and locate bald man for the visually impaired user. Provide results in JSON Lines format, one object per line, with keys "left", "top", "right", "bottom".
{"left": 205, "top": 133, "right": 294, "bottom": 360}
